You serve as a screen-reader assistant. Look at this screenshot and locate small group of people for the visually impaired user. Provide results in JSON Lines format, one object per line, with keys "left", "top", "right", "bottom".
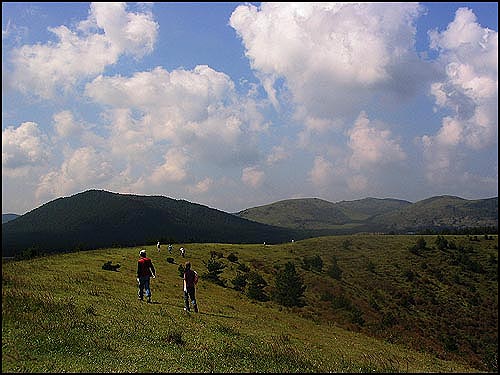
{"left": 157, "top": 242, "right": 175, "bottom": 255}
{"left": 136, "top": 248, "right": 198, "bottom": 312}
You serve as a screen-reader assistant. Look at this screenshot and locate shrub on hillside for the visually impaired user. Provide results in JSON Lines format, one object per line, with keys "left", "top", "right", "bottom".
{"left": 349, "top": 307, "right": 365, "bottom": 326}
{"left": 178, "top": 264, "right": 185, "bottom": 278}
{"left": 331, "top": 294, "right": 352, "bottom": 310}
{"left": 381, "top": 312, "right": 397, "bottom": 327}
{"left": 165, "top": 330, "right": 185, "bottom": 346}
{"left": 245, "top": 271, "right": 268, "bottom": 301}
{"left": 272, "top": 262, "right": 306, "bottom": 307}
{"left": 202, "top": 257, "right": 226, "bottom": 286}
{"left": 237, "top": 263, "right": 250, "bottom": 273}
{"left": 435, "top": 235, "right": 449, "bottom": 250}
{"left": 409, "top": 237, "right": 427, "bottom": 255}
{"left": 232, "top": 273, "right": 247, "bottom": 291}
{"left": 327, "top": 257, "right": 343, "bottom": 280}
{"left": 342, "top": 239, "right": 352, "bottom": 250}
{"left": 301, "top": 254, "right": 323, "bottom": 272}
{"left": 101, "top": 261, "right": 120, "bottom": 271}
{"left": 15, "top": 246, "right": 44, "bottom": 260}
{"left": 366, "top": 260, "right": 376, "bottom": 273}
{"left": 210, "top": 250, "right": 224, "bottom": 259}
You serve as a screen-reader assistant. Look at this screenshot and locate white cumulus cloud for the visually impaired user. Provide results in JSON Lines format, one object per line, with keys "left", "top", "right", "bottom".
{"left": 85, "top": 65, "right": 263, "bottom": 171}
{"left": 9, "top": 2, "right": 158, "bottom": 99}
{"left": 308, "top": 156, "right": 334, "bottom": 188}
{"left": 242, "top": 166, "right": 265, "bottom": 188}
{"left": 230, "top": 2, "right": 428, "bottom": 123}
{"left": 53, "top": 110, "right": 82, "bottom": 139}
{"left": 422, "top": 7, "right": 498, "bottom": 183}
{"left": 150, "top": 148, "right": 189, "bottom": 185}
{"left": 348, "top": 112, "right": 406, "bottom": 170}
{"left": 2, "top": 121, "right": 50, "bottom": 176}
{"left": 35, "top": 146, "right": 113, "bottom": 201}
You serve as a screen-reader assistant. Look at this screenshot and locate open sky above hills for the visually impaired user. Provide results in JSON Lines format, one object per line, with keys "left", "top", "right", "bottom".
{"left": 2, "top": 2, "right": 498, "bottom": 215}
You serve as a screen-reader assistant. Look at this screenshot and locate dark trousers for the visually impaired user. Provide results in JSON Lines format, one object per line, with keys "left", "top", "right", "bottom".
{"left": 138, "top": 276, "right": 151, "bottom": 300}
{"left": 184, "top": 286, "right": 198, "bottom": 312}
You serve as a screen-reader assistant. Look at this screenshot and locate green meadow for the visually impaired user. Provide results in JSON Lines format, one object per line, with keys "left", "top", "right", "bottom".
{"left": 2, "top": 234, "right": 497, "bottom": 372}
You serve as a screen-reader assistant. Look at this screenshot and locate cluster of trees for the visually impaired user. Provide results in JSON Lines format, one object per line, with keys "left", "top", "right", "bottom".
{"left": 199, "top": 251, "right": 350, "bottom": 309}
{"left": 197, "top": 251, "right": 308, "bottom": 307}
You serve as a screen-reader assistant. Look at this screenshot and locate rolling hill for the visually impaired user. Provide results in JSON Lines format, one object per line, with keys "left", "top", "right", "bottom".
{"left": 236, "top": 195, "right": 498, "bottom": 233}
{"left": 237, "top": 198, "right": 353, "bottom": 229}
{"left": 236, "top": 197, "right": 411, "bottom": 230}
{"left": 371, "top": 195, "right": 499, "bottom": 231}
{"left": 1, "top": 190, "right": 298, "bottom": 258}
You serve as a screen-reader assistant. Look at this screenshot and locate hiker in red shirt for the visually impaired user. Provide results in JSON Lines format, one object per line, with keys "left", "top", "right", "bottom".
{"left": 137, "top": 249, "right": 156, "bottom": 303}
{"left": 183, "top": 261, "right": 198, "bottom": 312}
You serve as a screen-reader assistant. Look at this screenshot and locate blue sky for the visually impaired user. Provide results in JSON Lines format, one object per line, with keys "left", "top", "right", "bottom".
{"left": 2, "top": 2, "right": 498, "bottom": 215}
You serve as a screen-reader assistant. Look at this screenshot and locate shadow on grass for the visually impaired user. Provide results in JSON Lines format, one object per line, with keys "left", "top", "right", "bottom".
{"left": 146, "top": 300, "right": 237, "bottom": 319}
{"left": 137, "top": 300, "right": 162, "bottom": 305}
{"left": 198, "top": 311, "right": 234, "bottom": 319}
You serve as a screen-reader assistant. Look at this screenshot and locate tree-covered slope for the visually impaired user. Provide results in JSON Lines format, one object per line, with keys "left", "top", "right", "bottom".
{"left": 2, "top": 190, "right": 298, "bottom": 257}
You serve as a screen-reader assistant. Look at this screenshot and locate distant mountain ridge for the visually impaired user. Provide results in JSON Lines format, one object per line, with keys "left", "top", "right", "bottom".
{"left": 370, "top": 195, "right": 498, "bottom": 231}
{"left": 237, "top": 195, "right": 498, "bottom": 233}
{"left": 2, "top": 190, "right": 498, "bottom": 257}
{"left": 2, "top": 213, "right": 20, "bottom": 224}
{"left": 236, "top": 197, "right": 412, "bottom": 230}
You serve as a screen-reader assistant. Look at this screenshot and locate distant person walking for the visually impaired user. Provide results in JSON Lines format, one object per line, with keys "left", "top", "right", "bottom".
{"left": 157, "top": 241, "right": 161, "bottom": 253}
{"left": 137, "top": 249, "right": 156, "bottom": 303}
{"left": 168, "top": 244, "right": 173, "bottom": 254}
{"left": 183, "top": 261, "right": 198, "bottom": 312}
{"left": 180, "top": 247, "right": 185, "bottom": 258}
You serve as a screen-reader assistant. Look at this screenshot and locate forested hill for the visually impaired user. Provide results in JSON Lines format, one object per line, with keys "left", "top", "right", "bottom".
{"left": 1, "top": 190, "right": 297, "bottom": 257}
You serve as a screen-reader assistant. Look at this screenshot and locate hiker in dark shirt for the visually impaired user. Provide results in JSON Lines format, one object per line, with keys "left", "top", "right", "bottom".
{"left": 183, "top": 261, "right": 198, "bottom": 312}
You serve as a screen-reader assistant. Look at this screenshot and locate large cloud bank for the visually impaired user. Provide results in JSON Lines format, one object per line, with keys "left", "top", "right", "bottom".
{"left": 2, "top": 2, "right": 498, "bottom": 213}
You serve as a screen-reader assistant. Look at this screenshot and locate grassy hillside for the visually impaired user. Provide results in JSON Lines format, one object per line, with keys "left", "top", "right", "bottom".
{"left": 3, "top": 234, "right": 497, "bottom": 372}
{"left": 236, "top": 198, "right": 352, "bottom": 229}
{"left": 373, "top": 195, "right": 498, "bottom": 231}
{"left": 236, "top": 197, "right": 410, "bottom": 230}
{"left": 335, "top": 197, "right": 411, "bottom": 221}
{"left": 235, "top": 196, "right": 497, "bottom": 234}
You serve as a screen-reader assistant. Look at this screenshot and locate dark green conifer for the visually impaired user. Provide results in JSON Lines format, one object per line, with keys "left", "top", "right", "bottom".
{"left": 272, "top": 261, "right": 306, "bottom": 307}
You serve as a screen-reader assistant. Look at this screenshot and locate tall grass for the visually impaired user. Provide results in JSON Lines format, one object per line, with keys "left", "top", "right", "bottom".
{"left": 3, "top": 235, "right": 494, "bottom": 372}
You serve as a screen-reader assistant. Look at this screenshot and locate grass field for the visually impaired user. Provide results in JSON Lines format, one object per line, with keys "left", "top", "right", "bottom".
{"left": 2, "top": 234, "right": 497, "bottom": 372}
